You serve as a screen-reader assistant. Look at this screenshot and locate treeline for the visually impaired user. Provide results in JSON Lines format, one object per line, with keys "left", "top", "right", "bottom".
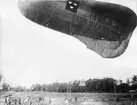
{"left": 28, "top": 77, "right": 137, "bottom": 93}
{"left": 1, "top": 74, "right": 137, "bottom": 93}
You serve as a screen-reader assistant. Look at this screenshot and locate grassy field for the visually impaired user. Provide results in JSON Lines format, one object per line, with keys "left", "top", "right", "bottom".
{"left": 0, "top": 92, "right": 136, "bottom": 105}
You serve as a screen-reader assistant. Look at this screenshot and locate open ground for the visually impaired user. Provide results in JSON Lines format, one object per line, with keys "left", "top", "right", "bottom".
{"left": 0, "top": 92, "right": 136, "bottom": 105}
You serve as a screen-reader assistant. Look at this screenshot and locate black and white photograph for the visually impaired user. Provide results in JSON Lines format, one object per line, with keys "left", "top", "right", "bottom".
{"left": 0, "top": 0, "right": 137, "bottom": 105}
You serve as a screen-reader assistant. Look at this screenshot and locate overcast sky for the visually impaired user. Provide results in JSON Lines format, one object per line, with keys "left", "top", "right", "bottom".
{"left": 0, "top": 0, "right": 137, "bottom": 88}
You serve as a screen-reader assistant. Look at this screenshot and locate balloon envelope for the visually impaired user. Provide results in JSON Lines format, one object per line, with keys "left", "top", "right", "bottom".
{"left": 18, "top": 0, "right": 137, "bottom": 58}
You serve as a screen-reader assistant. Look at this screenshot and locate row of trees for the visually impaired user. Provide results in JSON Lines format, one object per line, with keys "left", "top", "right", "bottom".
{"left": 1, "top": 73, "right": 137, "bottom": 93}
{"left": 29, "top": 77, "right": 136, "bottom": 93}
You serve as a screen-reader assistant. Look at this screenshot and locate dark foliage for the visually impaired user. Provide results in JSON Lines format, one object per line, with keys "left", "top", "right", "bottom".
{"left": 1, "top": 73, "right": 137, "bottom": 93}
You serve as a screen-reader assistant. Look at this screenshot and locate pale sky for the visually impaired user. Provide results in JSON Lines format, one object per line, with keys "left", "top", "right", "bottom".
{"left": 0, "top": 0, "right": 137, "bottom": 88}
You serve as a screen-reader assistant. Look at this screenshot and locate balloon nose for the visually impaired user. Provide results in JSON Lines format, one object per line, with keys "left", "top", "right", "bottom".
{"left": 17, "top": 0, "right": 30, "bottom": 15}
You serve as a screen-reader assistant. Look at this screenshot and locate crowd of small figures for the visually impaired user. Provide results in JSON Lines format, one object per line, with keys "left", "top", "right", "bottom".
{"left": 0, "top": 94, "right": 135, "bottom": 105}
{"left": 0, "top": 94, "right": 92, "bottom": 105}
{"left": 0, "top": 95, "right": 52, "bottom": 105}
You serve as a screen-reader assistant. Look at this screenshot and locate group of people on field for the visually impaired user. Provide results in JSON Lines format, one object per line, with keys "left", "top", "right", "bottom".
{"left": 1, "top": 95, "right": 88, "bottom": 105}
{"left": 0, "top": 93, "right": 137, "bottom": 105}
{"left": 1, "top": 95, "right": 51, "bottom": 105}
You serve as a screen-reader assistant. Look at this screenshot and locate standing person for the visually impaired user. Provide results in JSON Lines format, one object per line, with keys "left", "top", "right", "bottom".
{"left": 14, "top": 97, "right": 18, "bottom": 105}
{"left": 28, "top": 96, "right": 32, "bottom": 105}
{"left": 65, "top": 97, "right": 69, "bottom": 105}
{"left": 8, "top": 96, "right": 11, "bottom": 105}
{"left": 74, "top": 97, "right": 77, "bottom": 103}
{"left": 4, "top": 96, "right": 8, "bottom": 105}
{"left": 83, "top": 97, "right": 86, "bottom": 102}
{"left": 18, "top": 97, "right": 21, "bottom": 105}
{"left": 48, "top": 97, "right": 52, "bottom": 105}
{"left": 130, "top": 92, "right": 136, "bottom": 105}
{"left": 129, "top": 89, "right": 137, "bottom": 105}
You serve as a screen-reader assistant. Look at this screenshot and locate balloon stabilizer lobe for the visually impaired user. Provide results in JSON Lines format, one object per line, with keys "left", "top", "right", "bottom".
{"left": 18, "top": 0, "right": 137, "bottom": 58}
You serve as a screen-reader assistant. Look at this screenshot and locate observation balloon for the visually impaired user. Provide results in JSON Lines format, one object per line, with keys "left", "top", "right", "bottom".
{"left": 18, "top": 0, "right": 137, "bottom": 58}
